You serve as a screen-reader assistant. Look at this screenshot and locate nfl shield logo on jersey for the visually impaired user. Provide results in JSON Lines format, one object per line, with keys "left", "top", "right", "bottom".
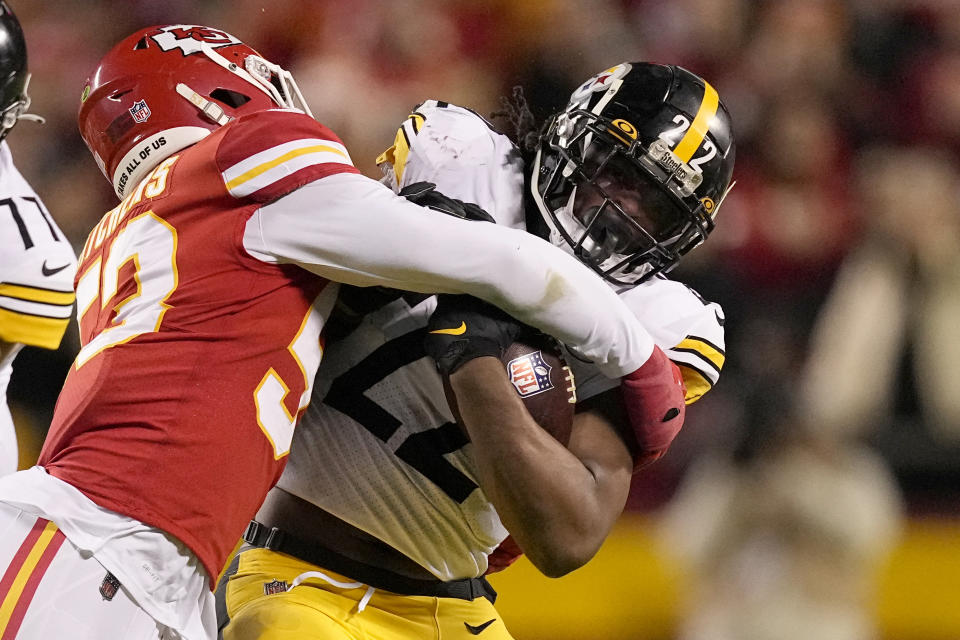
{"left": 99, "top": 572, "right": 122, "bottom": 601}
{"left": 507, "top": 351, "right": 554, "bottom": 398}
{"left": 263, "top": 579, "right": 288, "bottom": 595}
{"left": 128, "top": 99, "right": 151, "bottom": 123}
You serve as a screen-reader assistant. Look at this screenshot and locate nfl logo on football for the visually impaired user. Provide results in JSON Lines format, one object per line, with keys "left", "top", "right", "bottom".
{"left": 128, "top": 99, "right": 151, "bottom": 123}
{"left": 507, "top": 351, "right": 554, "bottom": 398}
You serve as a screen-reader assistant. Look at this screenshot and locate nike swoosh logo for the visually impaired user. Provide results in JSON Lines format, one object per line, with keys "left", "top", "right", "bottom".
{"left": 41, "top": 261, "right": 71, "bottom": 277}
{"left": 429, "top": 321, "right": 466, "bottom": 336}
{"left": 464, "top": 619, "right": 496, "bottom": 635}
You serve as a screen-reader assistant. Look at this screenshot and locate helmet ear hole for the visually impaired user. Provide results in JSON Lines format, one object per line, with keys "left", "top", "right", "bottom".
{"left": 209, "top": 88, "right": 251, "bottom": 109}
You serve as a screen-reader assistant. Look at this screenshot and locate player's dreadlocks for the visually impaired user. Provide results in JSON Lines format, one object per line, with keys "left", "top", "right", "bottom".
{"left": 491, "top": 86, "right": 542, "bottom": 161}
{"left": 490, "top": 86, "right": 556, "bottom": 240}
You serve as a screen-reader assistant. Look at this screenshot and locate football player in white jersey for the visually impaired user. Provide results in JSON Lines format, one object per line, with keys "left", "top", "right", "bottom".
{"left": 0, "top": 26, "right": 683, "bottom": 640}
{"left": 218, "top": 63, "right": 733, "bottom": 640}
{"left": 0, "top": 1, "right": 76, "bottom": 476}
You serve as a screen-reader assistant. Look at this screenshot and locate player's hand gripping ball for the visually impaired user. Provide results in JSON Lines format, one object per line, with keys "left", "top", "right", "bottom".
{"left": 425, "top": 295, "right": 576, "bottom": 445}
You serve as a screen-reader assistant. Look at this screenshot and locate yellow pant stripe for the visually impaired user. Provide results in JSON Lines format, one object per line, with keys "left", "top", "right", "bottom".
{"left": 0, "top": 521, "right": 61, "bottom": 633}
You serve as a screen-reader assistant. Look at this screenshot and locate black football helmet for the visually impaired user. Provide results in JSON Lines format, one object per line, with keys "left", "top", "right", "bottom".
{"left": 531, "top": 62, "right": 735, "bottom": 286}
{"left": 0, "top": 2, "right": 41, "bottom": 141}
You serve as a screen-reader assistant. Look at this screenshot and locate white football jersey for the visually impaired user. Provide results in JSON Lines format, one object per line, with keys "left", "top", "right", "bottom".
{"left": 278, "top": 101, "right": 725, "bottom": 579}
{"left": 0, "top": 141, "right": 76, "bottom": 475}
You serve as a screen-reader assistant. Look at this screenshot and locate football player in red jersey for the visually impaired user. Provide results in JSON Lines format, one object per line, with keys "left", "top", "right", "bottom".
{"left": 216, "top": 65, "right": 733, "bottom": 639}
{"left": 0, "top": 27, "right": 682, "bottom": 640}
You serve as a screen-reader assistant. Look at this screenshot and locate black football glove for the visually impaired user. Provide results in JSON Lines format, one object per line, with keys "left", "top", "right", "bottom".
{"left": 424, "top": 294, "right": 522, "bottom": 375}
{"left": 399, "top": 181, "right": 496, "bottom": 223}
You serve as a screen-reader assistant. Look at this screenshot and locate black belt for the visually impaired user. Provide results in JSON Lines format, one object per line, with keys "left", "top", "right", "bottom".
{"left": 242, "top": 520, "right": 496, "bottom": 604}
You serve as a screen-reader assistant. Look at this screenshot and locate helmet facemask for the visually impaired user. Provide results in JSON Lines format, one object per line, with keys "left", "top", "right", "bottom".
{"left": 531, "top": 62, "right": 735, "bottom": 287}
{"left": 0, "top": 0, "right": 43, "bottom": 143}
{"left": 0, "top": 72, "right": 44, "bottom": 141}
{"left": 534, "top": 108, "right": 716, "bottom": 286}
{"left": 176, "top": 41, "right": 313, "bottom": 124}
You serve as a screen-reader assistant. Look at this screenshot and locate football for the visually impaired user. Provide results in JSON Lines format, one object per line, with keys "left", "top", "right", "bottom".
{"left": 443, "top": 329, "right": 577, "bottom": 445}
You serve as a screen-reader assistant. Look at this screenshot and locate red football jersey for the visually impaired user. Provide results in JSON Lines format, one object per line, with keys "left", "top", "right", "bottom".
{"left": 39, "top": 109, "right": 357, "bottom": 580}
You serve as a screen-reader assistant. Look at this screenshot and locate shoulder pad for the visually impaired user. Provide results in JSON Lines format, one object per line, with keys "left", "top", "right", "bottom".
{"left": 216, "top": 109, "right": 359, "bottom": 202}
{"left": 377, "top": 101, "right": 502, "bottom": 188}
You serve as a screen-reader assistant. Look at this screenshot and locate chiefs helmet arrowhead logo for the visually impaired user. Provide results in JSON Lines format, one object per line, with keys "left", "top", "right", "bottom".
{"left": 149, "top": 25, "right": 241, "bottom": 56}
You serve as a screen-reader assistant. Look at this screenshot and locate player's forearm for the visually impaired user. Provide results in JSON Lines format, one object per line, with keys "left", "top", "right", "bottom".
{"left": 450, "top": 357, "right": 621, "bottom": 577}
{"left": 257, "top": 174, "right": 654, "bottom": 377}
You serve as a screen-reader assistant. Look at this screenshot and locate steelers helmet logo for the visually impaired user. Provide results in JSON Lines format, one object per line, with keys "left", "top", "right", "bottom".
{"left": 569, "top": 63, "right": 633, "bottom": 103}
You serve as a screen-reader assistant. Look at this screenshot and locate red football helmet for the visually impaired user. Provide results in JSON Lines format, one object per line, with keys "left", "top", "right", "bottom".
{"left": 78, "top": 24, "right": 313, "bottom": 199}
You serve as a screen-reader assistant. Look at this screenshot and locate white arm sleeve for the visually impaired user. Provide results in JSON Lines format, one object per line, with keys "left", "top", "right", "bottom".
{"left": 243, "top": 172, "right": 653, "bottom": 377}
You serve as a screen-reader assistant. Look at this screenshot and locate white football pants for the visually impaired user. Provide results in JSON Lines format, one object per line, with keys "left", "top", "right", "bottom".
{"left": 0, "top": 501, "right": 166, "bottom": 639}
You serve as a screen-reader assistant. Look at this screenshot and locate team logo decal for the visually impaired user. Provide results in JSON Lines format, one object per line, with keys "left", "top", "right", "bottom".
{"left": 570, "top": 63, "right": 632, "bottom": 103}
{"left": 263, "top": 579, "right": 289, "bottom": 595}
{"left": 149, "top": 25, "right": 241, "bottom": 56}
{"left": 507, "top": 350, "right": 554, "bottom": 398}
{"left": 128, "top": 99, "right": 151, "bottom": 123}
{"left": 99, "top": 572, "right": 122, "bottom": 601}
{"left": 612, "top": 119, "right": 638, "bottom": 140}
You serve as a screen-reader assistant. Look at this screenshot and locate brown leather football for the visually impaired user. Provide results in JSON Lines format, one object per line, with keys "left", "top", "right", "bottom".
{"left": 443, "top": 329, "right": 576, "bottom": 445}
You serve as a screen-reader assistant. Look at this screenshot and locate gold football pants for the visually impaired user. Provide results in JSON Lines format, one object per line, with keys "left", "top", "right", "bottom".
{"left": 217, "top": 547, "right": 514, "bottom": 640}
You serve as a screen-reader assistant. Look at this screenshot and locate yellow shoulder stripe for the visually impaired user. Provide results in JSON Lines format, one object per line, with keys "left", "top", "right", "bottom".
{"left": 0, "top": 308, "right": 70, "bottom": 349}
{"left": 408, "top": 112, "right": 425, "bottom": 134}
{"left": 224, "top": 144, "right": 348, "bottom": 192}
{"left": 0, "top": 283, "right": 75, "bottom": 306}
{"left": 375, "top": 112, "right": 425, "bottom": 185}
{"left": 673, "top": 80, "right": 719, "bottom": 163}
{"left": 379, "top": 130, "right": 410, "bottom": 185}
{"left": 675, "top": 336, "right": 725, "bottom": 371}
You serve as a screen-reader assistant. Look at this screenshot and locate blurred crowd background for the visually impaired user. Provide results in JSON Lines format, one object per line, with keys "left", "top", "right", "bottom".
{"left": 8, "top": 1, "right": 960, "bottom": 639}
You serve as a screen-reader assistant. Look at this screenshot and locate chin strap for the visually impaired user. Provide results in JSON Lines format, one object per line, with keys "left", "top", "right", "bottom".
{"left": 175, "top": 83, "right": 233, "bottom": 126}
{"left": 1, "top": 74, "right": 45, "bottom": 133}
